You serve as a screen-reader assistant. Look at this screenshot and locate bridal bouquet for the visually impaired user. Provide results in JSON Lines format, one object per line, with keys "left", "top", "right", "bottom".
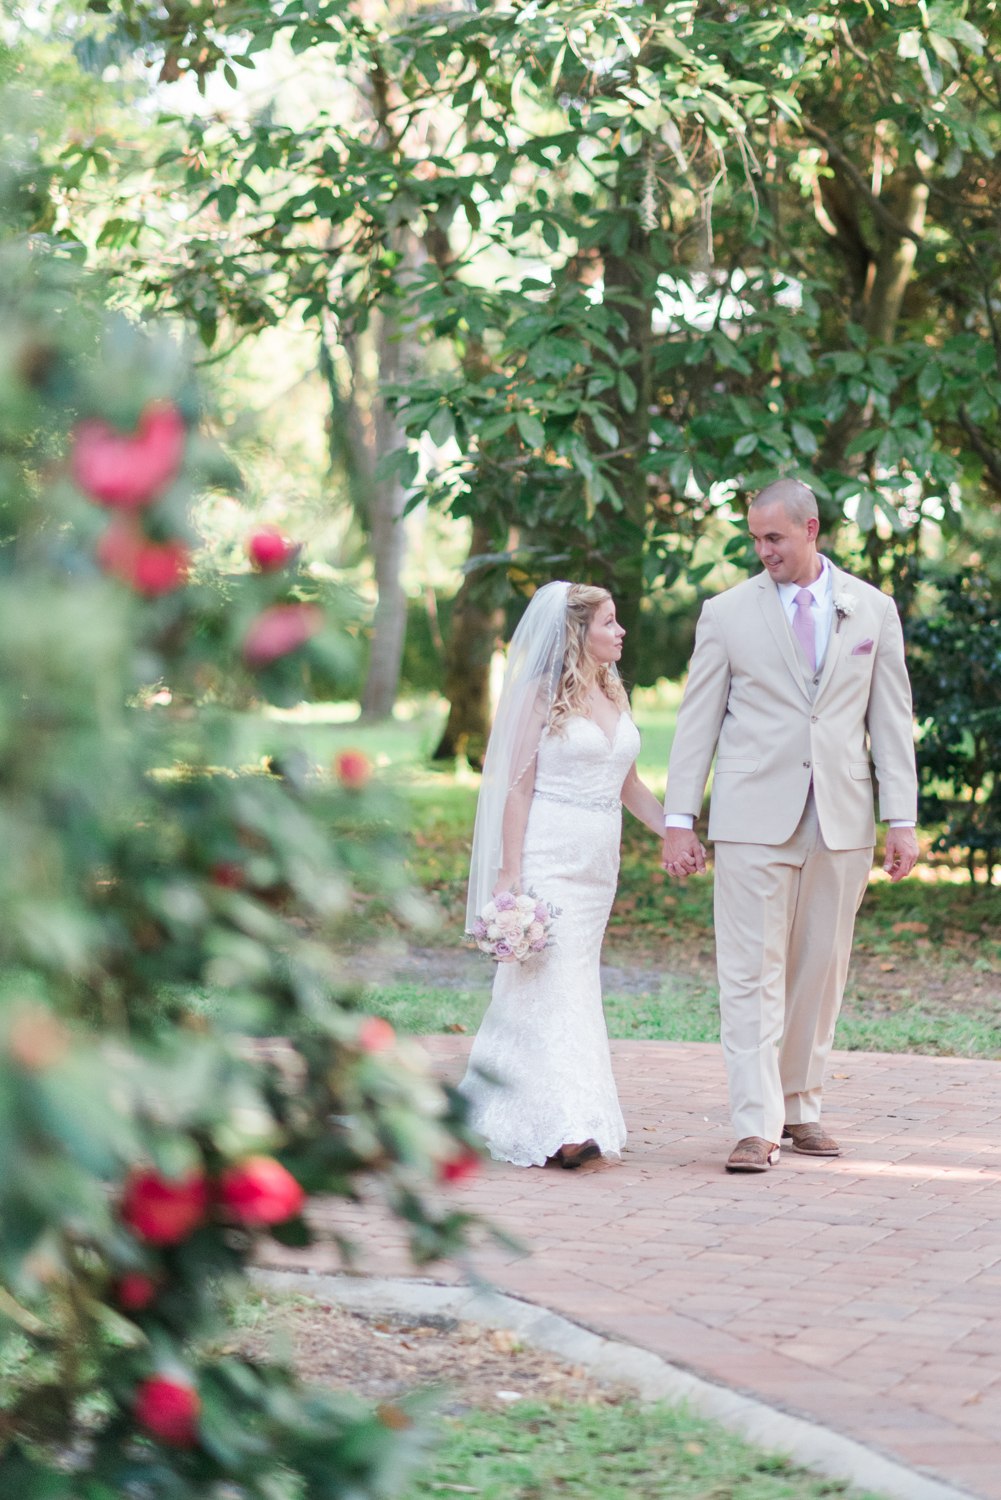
{"left": 472, "top": 891, "right": 555, "bottom": 963}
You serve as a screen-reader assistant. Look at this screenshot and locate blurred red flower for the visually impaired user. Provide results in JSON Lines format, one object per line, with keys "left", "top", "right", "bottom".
{"left": 71, "top": 400, "right": 186, "bottom": 509}
{"left": 115, "top": 1272, "right": 160, "bottom": 1312}
{"left": 248, "top": 526, "right": 297, "bottom": 571}
{"left": 134, "top": 1375, "right": 201, "bottom": 1447}
{"left": 120, "top": 1168, "right": 209, "bottom": 1246}
{"left": 357, "top": 1017, "right": 395, "bottom": 1053}
{"left": 218, "top": 1156, "right": 305, "bottom": 1228}
{"left": 210, "top": 862, "right": 244, "bottom": 889}
{"left": 97, "top": 519, "right": 190, "bottom": 597}
{"left": 438, "top": 1146, "right": 481, "bottom": 1184}
{"left": 334, "top": 749, "right": 373, "bottom": 789}
{"left": 243, "top": 603, "right": 323, "bottom": 667}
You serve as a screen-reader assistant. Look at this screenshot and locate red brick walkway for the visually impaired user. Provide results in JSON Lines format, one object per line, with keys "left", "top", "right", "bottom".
{"left": 263, "top": 1038, "right": 1001, "bottom": 1499}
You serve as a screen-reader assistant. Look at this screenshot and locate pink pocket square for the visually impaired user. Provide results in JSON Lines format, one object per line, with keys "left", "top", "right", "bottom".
{"left": 851, "top": 638, "right": 874, "bottom": 656}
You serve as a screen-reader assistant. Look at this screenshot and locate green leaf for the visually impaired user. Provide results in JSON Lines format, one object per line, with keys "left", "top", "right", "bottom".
{"left": 791, "top": 422, "right": 818, "bottom": 456}
{"left": 732, "top": 433, "right": 758, "bottom": 457}
{"left": 477, "top": 413, "right": 514, "bottom": 442}
{"left": 856, "top": 492, "right": 877, "bottom": 531}
{"left": 875, "top": 495, "right": 906, "bottom": 533}
{"left": 516, "top": 411, "right": 545, "bottom": 449}
{"left": 592, "top": 413, "right": 619, "bottom": 447}
{"left": 844, "top": 428, "right": 883, "bottom": 458}
{"left": 428, "top": 406, "right": 455, "bottom": 446}
{"left": 612, "top": 14, "right": 641, "bottom": 56}
{"left": 918, "top": 363, "right": 943, "bottom": 401}
{"left": 617, "top": 371, "right": 637, "bottom": 414}
{"left": 216, "top": 184, "right": 238, "bottom": 222}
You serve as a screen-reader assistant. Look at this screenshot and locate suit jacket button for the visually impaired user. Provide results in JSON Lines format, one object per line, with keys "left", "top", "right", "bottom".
{"left": 803, "top": 760, "right": 811, "bottom": 768}
{"left": 811, "top": 714, "right": 818, "bottom": 722}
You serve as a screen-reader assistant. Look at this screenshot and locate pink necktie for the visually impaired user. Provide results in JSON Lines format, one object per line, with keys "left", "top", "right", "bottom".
{"left": 793, "top": 588, "right": 815, "bottom": 671}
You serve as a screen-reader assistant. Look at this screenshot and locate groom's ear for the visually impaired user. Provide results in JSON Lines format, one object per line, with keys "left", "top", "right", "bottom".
{"left": 805, "top": 516, "right": 820, "bottom": 542}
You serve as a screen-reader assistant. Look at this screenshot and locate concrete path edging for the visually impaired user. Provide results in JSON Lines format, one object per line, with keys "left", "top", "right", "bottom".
{"left": 252, "top": 1269, "right": 977, "bottom": 1500}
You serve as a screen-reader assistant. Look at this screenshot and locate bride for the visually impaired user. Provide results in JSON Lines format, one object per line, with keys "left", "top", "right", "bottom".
{"left": 459, "top": 581, "right": 666, "bottom": 1169}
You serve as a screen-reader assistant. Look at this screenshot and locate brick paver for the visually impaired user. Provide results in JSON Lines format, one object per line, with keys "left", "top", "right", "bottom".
{"left": 262, "top": 1039, "right": 1001, "bottom": 1499}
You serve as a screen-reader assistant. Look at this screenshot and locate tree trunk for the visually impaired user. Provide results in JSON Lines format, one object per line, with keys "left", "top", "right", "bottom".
{"left": 601, "top": 220, "right": 655, "bottom": 691}
{"left": 821, "top": 170, "right": 928, "bottom": 476}
{"left": 359, "top": 301, "right": 412, "bottom": 722}
{"left": 331, "top": 230, "right": 423, "bottom": 722}
{"left": 432, "top": 519, "right": 503, "bottom": 770}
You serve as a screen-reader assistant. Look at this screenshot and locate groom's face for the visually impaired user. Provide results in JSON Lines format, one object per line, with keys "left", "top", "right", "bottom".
{"left": 748, "top": 501, "right": 820, "bottom": 586}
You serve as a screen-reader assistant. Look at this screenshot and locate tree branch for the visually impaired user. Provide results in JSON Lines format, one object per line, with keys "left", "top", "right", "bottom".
{"left": 959, "top": 405, "right": 1001, "bottom": 498}
{"left": 801, "top": 121, "right": 923, "bottom": 245}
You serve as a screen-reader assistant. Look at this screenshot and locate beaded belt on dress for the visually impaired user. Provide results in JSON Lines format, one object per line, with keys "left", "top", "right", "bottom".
{"left": 533, "top": 788, "right": 621, "bottom": 816}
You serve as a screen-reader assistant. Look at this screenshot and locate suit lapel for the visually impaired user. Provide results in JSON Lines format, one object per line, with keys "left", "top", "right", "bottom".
{"left": 813, "top": 562, "right": 851, "bottom": 703}
{"left": 756, "top": 573, "right": 812, "bottom": 704}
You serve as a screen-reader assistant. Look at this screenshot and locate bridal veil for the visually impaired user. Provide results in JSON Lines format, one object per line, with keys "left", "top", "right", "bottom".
{"left": 464, "top": 580, "right": 570, "bottom": 932}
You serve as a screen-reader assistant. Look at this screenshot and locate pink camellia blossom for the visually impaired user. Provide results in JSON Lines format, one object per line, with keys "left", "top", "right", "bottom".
{"left": 97, "top": 519, "right": 190, "bottom": 597}
{"left": 71, "top": 400, "right": 186, "bottom": 509}
{"left": 243, "top": 604, "right": 323, "bottom": 668}
{"left": 472, "top": 917, "right": 488, "bottom": 939}
{"left": 527, "top": 921, "right": 544, "bottom": 943}
{"left": 530, "top": 937, "right": 547, "bottom": 952}
{"left": 496, "top": 909, "right": 519, "bottom": 931}
{"left": 134, "top": 1375, "right": 201, "bottom": 1447}
{"left": 494, "top": 891, "right": 516, "bottom": 912}
{"left": 248, "top": 526, "right": 297, "bottom": 572}
{"left": 334, "top": 750, "right": 372, "bottom": 790}
{"left": 534, "top": 902, "right": 548, "bottom": 923}
{"left": 358, "top": 1017, "right": 395, "bottom": 1053}
{"left": 438, "top": 1146, "right": 481, "bottom": 1184}
{"left": 218, "top": 1156, "right": 305, "bottom": 1228}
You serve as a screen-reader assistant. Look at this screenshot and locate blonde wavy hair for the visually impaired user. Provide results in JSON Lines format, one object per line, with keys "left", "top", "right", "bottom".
{"left": 548, "top": 584, "right": 630, "bottom": 735}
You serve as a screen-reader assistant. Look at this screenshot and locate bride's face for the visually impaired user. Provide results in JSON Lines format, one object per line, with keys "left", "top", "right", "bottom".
{"left": 586, "top": 599, "right": 626, "bottom": 664}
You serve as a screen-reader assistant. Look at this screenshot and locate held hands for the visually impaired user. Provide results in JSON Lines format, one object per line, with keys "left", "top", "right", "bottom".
{"left": 883, "top": 827, "right": 919, "bottom": 882}
{"left": 662, "top": 827, "right": 707, "bottom": 880}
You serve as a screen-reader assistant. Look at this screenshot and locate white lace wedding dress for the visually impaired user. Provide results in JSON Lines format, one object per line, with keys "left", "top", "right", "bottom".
{"left": 460, "top": 712, "right": 638, "bottom": 1166}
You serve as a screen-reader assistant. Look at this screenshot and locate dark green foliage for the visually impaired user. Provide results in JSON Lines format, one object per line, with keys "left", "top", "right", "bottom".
{"left": 907, "top": 570, "right": 1001, "bottom": 878}
{"left": 0, "top": 184, "right": 484, "bottom": 1490}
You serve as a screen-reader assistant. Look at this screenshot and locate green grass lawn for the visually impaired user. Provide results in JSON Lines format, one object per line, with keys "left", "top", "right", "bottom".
{"left": 410, "top": 1399, "right": 886, "bottom": 1500}
{"left": 365, "top": 972, "right": 1001, "bottom": 1059}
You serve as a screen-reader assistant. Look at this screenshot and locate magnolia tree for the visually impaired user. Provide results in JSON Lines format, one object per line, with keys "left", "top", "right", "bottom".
{"left": 0, "top": 241, "right": 482, "bottom": 1495}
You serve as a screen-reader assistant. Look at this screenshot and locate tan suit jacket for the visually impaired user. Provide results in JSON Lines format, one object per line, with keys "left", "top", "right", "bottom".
{"left": 665, "top": 561, "right": 918, "bottom": 850}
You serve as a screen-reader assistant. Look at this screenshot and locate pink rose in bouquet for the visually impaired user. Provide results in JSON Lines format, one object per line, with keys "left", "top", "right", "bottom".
{"left": 471, "top": 890, "right": 557, "bottom": 963}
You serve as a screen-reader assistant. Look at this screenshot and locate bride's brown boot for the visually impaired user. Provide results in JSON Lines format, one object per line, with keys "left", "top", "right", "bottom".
{"left": 556, "top": 1140, "right": 602, "bottom": 1169}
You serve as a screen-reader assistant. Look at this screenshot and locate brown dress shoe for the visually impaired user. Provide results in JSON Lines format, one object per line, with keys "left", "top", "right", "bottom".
{"left": 782, "top": 1123, "right": 841, "bottom": 1156}
{"left": 725, "top": 1137, "right": 780, "bottom": 1173}
{"left": 557, "top": 1139, "right": 602, "bottom": 1170}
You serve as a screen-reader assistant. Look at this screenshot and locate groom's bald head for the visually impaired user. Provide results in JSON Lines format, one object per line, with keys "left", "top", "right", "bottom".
{"left": 749, "top": 479, "right": 819, "bottom": 528}
{"left": 747, "top": 479, "right": 822, "bottom": 588}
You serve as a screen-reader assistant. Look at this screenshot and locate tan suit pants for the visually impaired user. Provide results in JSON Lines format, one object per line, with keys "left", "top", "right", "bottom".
{"left": 712, "top": 791, "right": 872, "bottom": 1144}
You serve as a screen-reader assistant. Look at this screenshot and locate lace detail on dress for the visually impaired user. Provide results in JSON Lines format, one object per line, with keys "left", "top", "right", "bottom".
{"left": 460, "top": 712, "right": 640, "bottom": 1167}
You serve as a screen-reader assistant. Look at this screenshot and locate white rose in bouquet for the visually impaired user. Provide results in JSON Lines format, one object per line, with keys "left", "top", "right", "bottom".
{"left": 470, "top": 886, "right": 557, "bottom": 963}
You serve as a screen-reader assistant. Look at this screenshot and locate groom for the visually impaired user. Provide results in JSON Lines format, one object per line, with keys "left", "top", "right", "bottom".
{"left": 662, "top": 479, "right": 918, "bottom": 1172}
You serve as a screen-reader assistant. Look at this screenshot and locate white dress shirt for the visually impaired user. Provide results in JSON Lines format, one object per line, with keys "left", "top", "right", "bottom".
{"left": 664, "top": 556, "right": 914, "bottom": 831}
{"left": 777, "top": 554, "right": 832, "bottom": 666}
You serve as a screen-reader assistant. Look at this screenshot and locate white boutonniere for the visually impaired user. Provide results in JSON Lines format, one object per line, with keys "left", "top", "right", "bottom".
{"left": 833, "top": 591, "right": 857, "bottom": 634}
